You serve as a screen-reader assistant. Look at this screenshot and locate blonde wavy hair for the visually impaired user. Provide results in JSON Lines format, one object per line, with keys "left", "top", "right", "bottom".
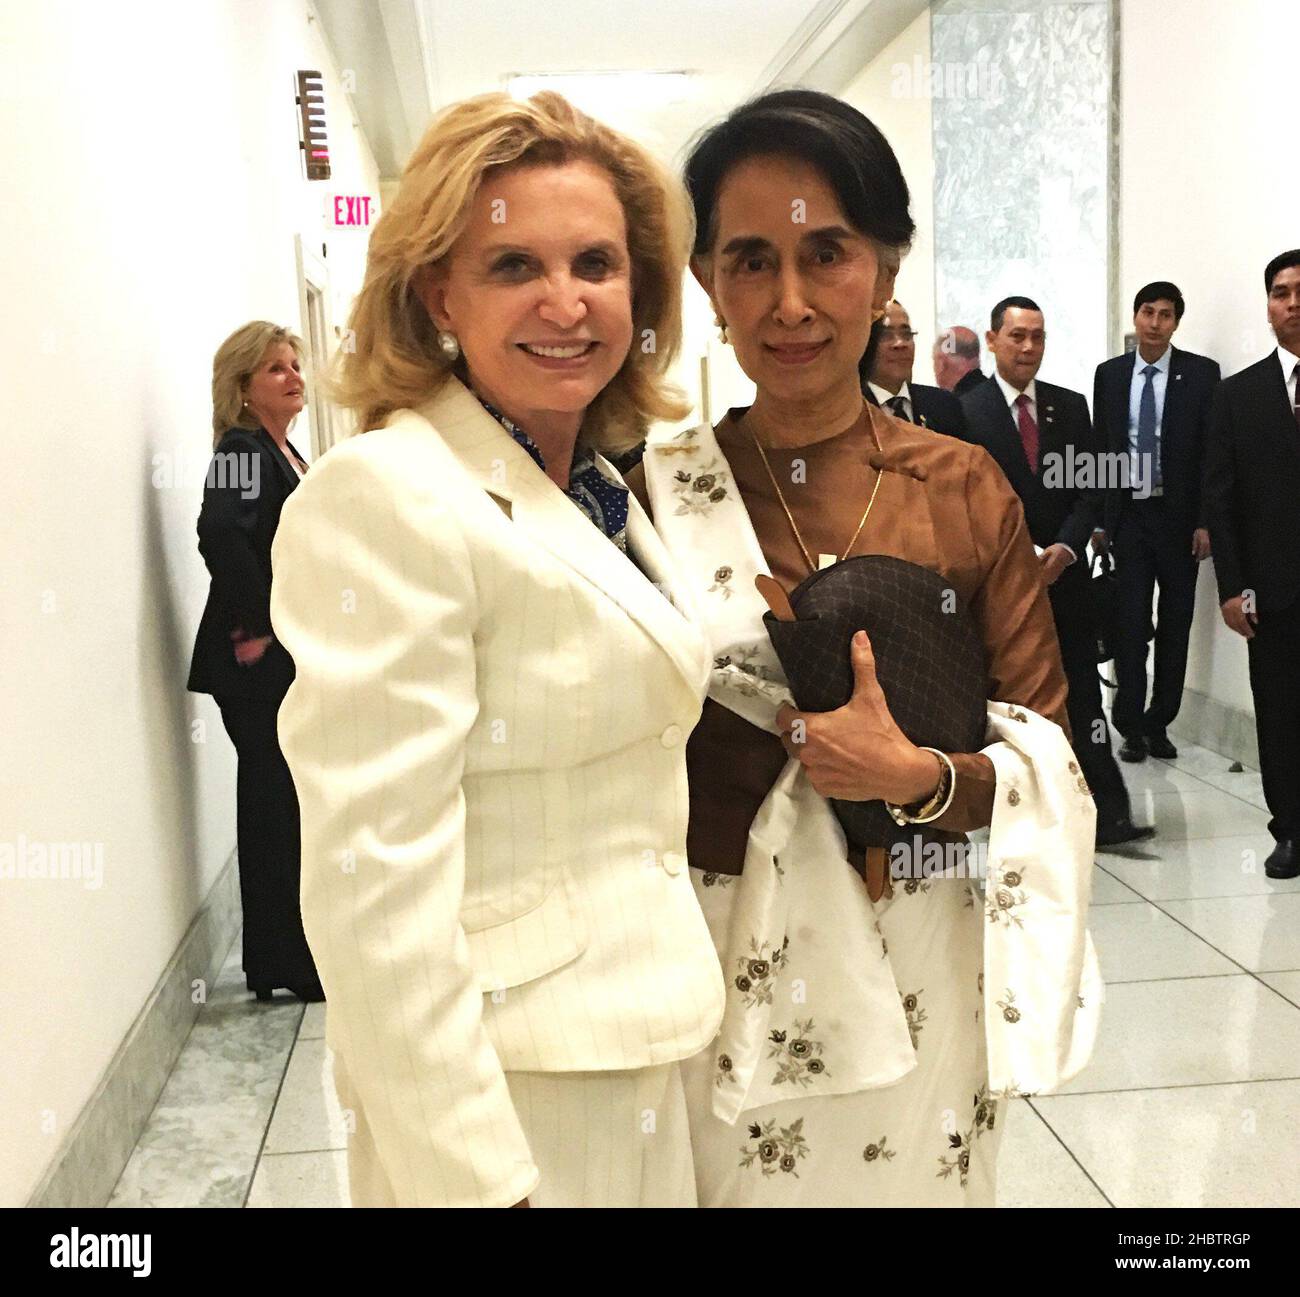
{"left": 211, "top": 322, "right": 305, "bottom": 447}
{"left": 330, "top": 91, "right": 692, "bottom": 453}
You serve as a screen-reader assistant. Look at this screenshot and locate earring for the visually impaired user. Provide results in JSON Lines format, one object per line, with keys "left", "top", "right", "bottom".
{"left": 437, "top": 330, "right": 460, "bottom": 361}
{"left": 714, "top": 315, "right": 731, "bottom": 345}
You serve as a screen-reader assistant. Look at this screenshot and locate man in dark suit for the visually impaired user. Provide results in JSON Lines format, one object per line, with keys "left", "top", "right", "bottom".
{"left": 933, "top": 325, "right": 986, "bottom": 397}
{"left": 1093, "top": 282, "right": 1221, "bottom": 763}
{"left": 1203, "top": 249, "right": 1300, "bottom": 879}
{"left": 961, "top": 296, "right": 1151, "bottom": 847}
{"left": 860, "top": 301, "right": 968, "bottom": 438}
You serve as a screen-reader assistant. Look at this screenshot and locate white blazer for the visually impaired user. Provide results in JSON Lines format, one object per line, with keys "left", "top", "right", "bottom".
{"left": 269, "top": 377, "right": 725, "bottom": 1207}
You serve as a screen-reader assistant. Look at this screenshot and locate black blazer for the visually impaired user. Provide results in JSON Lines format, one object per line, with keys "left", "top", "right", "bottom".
{"left": 1203, "top": 352, "right": 1300, "bottom": 613}
{"left": 865, "top": 381, "right": 969, "bottom": 440}
{"left": 187, "top": 426, "right": 306, "bottom": 702}
{"left": 954, "top": 368, "right": 986, "bottom": 398}
{"left": 1092, "top": 346, "right": 1220, "bottom": 541}
{"left": 959, "top": 375, "right": 1098, "bottom": 559}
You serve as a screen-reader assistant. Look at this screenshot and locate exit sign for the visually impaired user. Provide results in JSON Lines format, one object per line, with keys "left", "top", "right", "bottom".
{"left": 330, "top": 195, "right": 375, "bottom": 227}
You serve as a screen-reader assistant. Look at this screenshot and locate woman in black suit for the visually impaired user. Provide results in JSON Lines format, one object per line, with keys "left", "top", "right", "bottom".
{"left": 188, "top": 321, "right": 323, "bottom": 1002}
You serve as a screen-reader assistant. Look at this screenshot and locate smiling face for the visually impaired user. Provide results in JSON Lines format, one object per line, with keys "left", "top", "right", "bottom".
{"left": 987, "top": 306, "right": 1046, "bottom": 389}
{"left": 243, "top": 342, "right": 304, "bottom": 427}
{"left": 697, "top": 154, "right": 889, "bottom": 405}
{"left": 416, "top": 159, "right": 634, "bottom": 430}
{"left": 1134, "top": 298, "right": 1180, "bottom": 355}
{"left": 1268, "top": 264, "right": 1300, "bottom": 354}
{"left": 871, "top": 301, "right": 916, "bottom": 393}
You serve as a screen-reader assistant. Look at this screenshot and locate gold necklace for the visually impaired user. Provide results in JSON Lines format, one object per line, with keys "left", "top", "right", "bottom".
{"left": 748, "top": 408, "right": 885, "bottom": 575}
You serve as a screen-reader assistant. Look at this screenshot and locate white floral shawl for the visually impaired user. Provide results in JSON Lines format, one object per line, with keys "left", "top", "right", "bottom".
{"left": 643, "top": 420, "right": 1103, "bottom": 1123}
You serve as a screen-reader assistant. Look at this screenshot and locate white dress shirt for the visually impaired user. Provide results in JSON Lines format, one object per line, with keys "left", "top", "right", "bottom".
{"left": 993, "top": 371, "right": 1037, "bottom": 424}
{"left": 1127, "top": 345, "right": 1171, "bottom": 497}
{"left": 1278, "top": 344, "right": 1300, "bottom": 408}
{"left": 868, "top": 379, "right": 913, "bottom": 422}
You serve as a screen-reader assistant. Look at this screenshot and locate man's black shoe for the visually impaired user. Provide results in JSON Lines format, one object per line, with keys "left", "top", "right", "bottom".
{"left": 1264, "top": 840, "right": 1299, "bottom": 880}
{"left": 1146, "top": 734, "right": 1178, "bottom": 759}
{"left": 1119, "top": 736, "right": 1148, "bottom": 763}
{"left": 1096, "top": 817, "right": 1157, "bottom": 848}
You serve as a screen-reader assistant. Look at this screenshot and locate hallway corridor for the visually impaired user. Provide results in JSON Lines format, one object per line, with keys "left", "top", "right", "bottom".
{"left": 106, "top": 739, "right": 1300, "bottom": 1210}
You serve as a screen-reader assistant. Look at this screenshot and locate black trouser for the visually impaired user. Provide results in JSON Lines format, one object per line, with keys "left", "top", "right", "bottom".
{"left": 1111, "top": 497, "right": 1198, "bottom": 740}
{"left": 216, "top": 697, "right": 319, "bottom": 991}
{"left": 1051, "top": 572, "right": 1132, "bottom": 830}
{"left": 1246, "top": 597, "right": 1300, "bottom": 843}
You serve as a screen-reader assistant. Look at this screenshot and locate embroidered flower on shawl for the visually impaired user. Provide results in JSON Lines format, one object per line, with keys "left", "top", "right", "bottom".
{"left": 986, "top": 865, "right": 1028, "bottom": 928}
{"left": 740, "top": 1117, "right": 809, "bottom": 1177}
{"left": 700, "top": 871, "right": 735, "bottom": 888}
{"left": 996, "top": 988, "right": 1021, "bottom": 1023}
{"left": 708, "top": 564, "right": 735, "bottom": 599}
{"left": 733, "top": 936, "right": 788, "bottom": 1008}
{"left": 863, "top": 1137, "right": 896, "bottom": 1163}
{"left": 1007, "top": 787, "right": 1021, "bottom": 806}
{"left": 768, "top": 1019, "right": 830, "bottom": 1087}
{"left": 973, "top": 1085, "right": 999, "bottom": 1135}
{"left": 937, "top": 1131, "right": 972, "bottom": 1187}
{"left": 715, "top": 1053, "right": 737, "bottom": 1088}
{"left": 671, "top": 455, "right": 731, "bottom": 515}
{"left": 712, "top": 645, "right": 785, "bottom": 699}
{"left": 901, "top": 990, "right": 927, "bottom": 1048}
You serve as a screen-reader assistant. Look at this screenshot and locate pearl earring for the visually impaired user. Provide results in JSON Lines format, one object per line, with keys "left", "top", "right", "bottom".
{"left": 714, "top": 315, "right": 730, "bottom": 345}
{"left": 437, "top": 330, "right": 460, "bottom": 361}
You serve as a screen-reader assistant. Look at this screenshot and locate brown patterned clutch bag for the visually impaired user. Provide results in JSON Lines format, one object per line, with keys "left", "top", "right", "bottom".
{"left": 762, "top": 555, "right": 989, "bottom": 852}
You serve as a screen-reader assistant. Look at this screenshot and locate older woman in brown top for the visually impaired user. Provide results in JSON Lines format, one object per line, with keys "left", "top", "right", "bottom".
{"left": 628, "top": 90, "right": 1092, "bottom": 1207}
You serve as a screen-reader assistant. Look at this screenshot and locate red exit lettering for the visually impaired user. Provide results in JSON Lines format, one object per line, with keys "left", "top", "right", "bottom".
{"left": 332, "top": 195, "right": 374, "bottom": 226}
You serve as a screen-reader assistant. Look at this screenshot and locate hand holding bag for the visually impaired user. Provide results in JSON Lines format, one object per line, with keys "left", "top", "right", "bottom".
{"left": 761, "top": 554, "right": 989, "bottom": 852}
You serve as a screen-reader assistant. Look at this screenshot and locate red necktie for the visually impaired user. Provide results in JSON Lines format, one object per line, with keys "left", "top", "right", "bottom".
{"left": 1015, "top": 392, "right": 1039, "bottom": 473}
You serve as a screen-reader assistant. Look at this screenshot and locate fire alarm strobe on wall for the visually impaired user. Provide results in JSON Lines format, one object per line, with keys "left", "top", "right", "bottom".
{"left": 296, "top": 70, "right": 330, "bottom": 181}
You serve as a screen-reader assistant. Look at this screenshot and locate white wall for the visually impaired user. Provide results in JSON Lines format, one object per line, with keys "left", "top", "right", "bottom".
{"left": 1119, "top": 0, "right": 1300, "bottom": 720}
{"left": 841, "top": 8, "right": 937, "bottom": 385}
{"left": 0, "top": 0, "right": 379, "bottom": 1205}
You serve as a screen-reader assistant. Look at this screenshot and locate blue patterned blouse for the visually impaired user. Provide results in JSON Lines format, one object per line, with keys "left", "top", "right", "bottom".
{"left": 477, "top": 397, "right": 630, "bottom": 552}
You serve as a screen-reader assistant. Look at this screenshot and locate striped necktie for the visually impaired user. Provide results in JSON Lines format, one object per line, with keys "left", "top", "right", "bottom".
{"left": 1014, "top": 393, "right": 1039, "bottom": 473}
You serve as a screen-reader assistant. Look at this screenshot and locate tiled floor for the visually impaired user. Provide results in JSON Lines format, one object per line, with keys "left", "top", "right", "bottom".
{"left": 109, "top": 739, "right": 1300, "bottom": 1208}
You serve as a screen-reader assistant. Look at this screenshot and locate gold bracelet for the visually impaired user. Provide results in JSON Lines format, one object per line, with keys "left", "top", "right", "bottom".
{"left": 885, "top": 747, "right": 956, "bottom": 826}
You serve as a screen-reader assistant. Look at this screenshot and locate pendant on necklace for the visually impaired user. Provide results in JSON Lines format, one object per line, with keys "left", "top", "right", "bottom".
{"left": 818, "top": 553, "right": 838, "bottom": 570}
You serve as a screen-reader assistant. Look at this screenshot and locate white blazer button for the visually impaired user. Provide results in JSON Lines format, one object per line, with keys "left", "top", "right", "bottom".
{"left": 662, "top": 851, "right": 685, "bottom": 876}
{"left": 660, "top": 724, "right": 683, "bottom": 748}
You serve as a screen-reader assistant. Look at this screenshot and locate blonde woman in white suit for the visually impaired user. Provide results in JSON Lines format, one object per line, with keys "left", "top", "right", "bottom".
{"left": 269, "top": 93, "right": 725, "bottom": 1208}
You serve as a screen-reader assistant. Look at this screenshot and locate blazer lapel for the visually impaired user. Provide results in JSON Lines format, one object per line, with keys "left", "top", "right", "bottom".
{"left": 1036, "top": 389, "right": 1062, "bottom": 480}
{"left": 411, "top": 378, "right": 708, "bottom": 694}
{"left": 256, "top": 429, "right": 300, "bottom": 494}
{"left": 1161, "top": 349, "right": 1189, "bottom": 473}
{"left": 1109, "top": 358, "right": 1131, "bottom": 458}
{"left": 1262, "top": 353, "right": 1297, "bottom": 435}
{"left": 989, "top": 387, "right": 1033, "bottom": 484}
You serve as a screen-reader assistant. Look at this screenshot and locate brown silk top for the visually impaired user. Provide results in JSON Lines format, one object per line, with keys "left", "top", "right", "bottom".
{"left": 626, "top": 403, "right": 1071, "bottom": 878}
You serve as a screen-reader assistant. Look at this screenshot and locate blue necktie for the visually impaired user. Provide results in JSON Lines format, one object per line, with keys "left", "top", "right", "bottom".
{"left": 1137, "top": 364, "right": 1160, "bottom": 492}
